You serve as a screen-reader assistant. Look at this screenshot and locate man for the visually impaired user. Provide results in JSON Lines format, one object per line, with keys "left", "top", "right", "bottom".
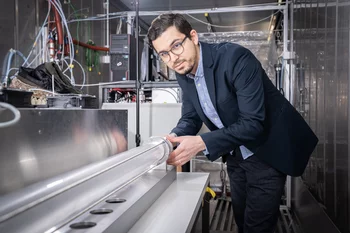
{"left": 147, "top": 14, "right": 318, "bottom": 233}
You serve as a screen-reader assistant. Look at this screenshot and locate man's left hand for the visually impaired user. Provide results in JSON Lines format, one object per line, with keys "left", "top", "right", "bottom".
{"left": 166, "top": 136, "right": 206, "bottom": 166}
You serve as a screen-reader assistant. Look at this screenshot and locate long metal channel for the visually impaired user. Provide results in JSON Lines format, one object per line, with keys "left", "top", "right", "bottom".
{"left": 0, "top": 138, "right": 173, "bottom": 233}
{"left": 53, "top": 166, "right": 176, "bottom": 233}
{"left": 64, "top": 169, "right": 176, "bottom": 233}
{"left": 0, "top": 141, "right": 166, "bottom": 222}
{"left": 0, "top": 137, "right": 172, "bottom": 226}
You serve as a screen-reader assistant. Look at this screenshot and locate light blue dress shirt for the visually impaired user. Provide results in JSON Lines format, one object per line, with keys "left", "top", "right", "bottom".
{"left": 187, "top": 43, "right": 253, "bottom": 160}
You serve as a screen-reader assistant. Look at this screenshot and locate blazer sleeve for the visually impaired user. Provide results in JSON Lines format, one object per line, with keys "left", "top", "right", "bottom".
{"left": 171, "top": 87, "right": 203, "bottom": 136}
{"left": 201, "top": 47, "right": 266, "bottom": 160}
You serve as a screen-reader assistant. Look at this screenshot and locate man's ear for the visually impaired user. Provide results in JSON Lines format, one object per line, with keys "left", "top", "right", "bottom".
{"left": 189, "top": 29, "right": 199, "bottom": 45}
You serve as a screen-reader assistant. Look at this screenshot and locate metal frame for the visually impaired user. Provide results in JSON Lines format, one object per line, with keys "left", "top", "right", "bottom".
{"left": 284, "top": 1, "right": 292, "bottom": 209}
{"left": 98, "top": 81, "right": 180, "bottom": 107}
{"left": 125, "top": 4, "right": 285, "bottom": 16}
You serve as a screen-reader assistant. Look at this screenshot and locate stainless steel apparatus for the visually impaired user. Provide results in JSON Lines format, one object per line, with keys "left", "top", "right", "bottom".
{"left": 0, "top": 133, "right": 175, "bottom": 233}
{"left": 0, "top": 108, "right": 209, "bottom": 233}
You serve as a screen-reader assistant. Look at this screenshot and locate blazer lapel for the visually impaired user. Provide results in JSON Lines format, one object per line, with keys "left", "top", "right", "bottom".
{"left": 201, "top": 43, "right": 217, "bottom": 111}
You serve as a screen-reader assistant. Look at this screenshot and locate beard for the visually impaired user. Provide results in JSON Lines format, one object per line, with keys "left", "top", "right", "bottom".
{"left": 174, "top": 60, "right": 194, "bottom": 75}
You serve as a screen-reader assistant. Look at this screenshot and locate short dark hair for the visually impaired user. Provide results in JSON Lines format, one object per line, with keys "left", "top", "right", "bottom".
{"left": 147, "top": 14, "right": 192, "bottom": 47}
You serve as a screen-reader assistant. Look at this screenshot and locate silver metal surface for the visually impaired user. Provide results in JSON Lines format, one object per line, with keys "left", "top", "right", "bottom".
{"left": 292, "top": 1, "right": 350, "bottom": 232}
{"left": 56, "top": 168, "right": 177, "bottom": 233}
{"left": 0, "top": 135, "right": 174, "bottom": 233}
{"left": 127, "top": 172, "right": 209, "bottom": 233}
{"left": 0, "top": 109, "right": 127, "bottom": 195}
{"left": 292, "top": 177, "right": 341, "bottom": 233}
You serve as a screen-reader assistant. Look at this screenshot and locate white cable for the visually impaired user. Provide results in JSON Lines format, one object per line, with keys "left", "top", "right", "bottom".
{"left": 152, "top": 88, "right": 179, "bottom": 102}
{"left": 67, "top": 7, "right": 90, "bottom": 20}
{"left": 74, "top": 81, "right": 131, "bottom": 87}
{"left": 72, "top": 59, "right": 86, "bottom": 89}
{"left": 68, "top": 15, "right": 124, "bottom": 23}
{"left": 6, "top": 68, "right": 19, "bottom": 75}
{"left": 0, "top": 102, "right": 21, "bottom": 128}
{"left": 62, "top": 72, "right": 73, "bottom": 83}
{"left": 23, "top": 1, "right": 51, "bottom": 66}
{"left": 62, "top": 58, "right": 70, "bottom": 73}
{"left": 185, "top": 10, "right": 281, "bottom": 28}
{"left": 51, "top": 0, "right": 75, "bottom": 83}
{"left": 52, "top": 0, "right": 74, "bottom": 64}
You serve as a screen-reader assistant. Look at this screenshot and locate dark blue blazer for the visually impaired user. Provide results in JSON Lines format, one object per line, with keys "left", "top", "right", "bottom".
{"left": 171, "top": 42, "right": 318, "bottom": 176}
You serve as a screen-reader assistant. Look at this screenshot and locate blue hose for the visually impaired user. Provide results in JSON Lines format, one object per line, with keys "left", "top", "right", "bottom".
{"left": 5, "top": 50, "right": 15, "bottom": 84}
{"left": 1, "top": 50, "right": 11, "bottom": 83}
{"left": 3, "top": 49, "right": 28, "bottom": 85}
{"left": 14, "top": 50, "right": 27, "bottom": 63}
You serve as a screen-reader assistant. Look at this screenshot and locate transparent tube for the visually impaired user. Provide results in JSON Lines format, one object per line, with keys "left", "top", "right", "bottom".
{"left": 0, "top": 136, "right": 172, "bottom": 224}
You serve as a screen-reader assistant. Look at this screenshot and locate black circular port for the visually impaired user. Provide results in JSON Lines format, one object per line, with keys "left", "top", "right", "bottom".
{"left": 90, "top": 208, "right": 113, "bottom": 215}
{"left": 69, "top": 221, "right": 96, "bottom": 229}
{"left": 105, "top": 198, "right": 126, "bottom": 203}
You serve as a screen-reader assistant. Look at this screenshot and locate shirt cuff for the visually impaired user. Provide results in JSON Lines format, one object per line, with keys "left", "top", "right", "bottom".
{"left": 203, "top": 147, "right": 210, "bottom": 155}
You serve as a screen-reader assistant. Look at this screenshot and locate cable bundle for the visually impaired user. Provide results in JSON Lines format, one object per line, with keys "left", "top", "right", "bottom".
{"left": 17, "top": 62, "right": 82, "bottom": 94}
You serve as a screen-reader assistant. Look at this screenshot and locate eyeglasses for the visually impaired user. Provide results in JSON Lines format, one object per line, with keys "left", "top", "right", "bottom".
{"left": 157, "top": 37, "right": 188, "bottom": 63}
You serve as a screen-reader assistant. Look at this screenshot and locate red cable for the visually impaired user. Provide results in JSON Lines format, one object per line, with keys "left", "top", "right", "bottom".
{"left": 52, "top": 4, "right": 63, "bottom": 46}
{"left": 72, "top": 39, "right": 109, "bottom": 52}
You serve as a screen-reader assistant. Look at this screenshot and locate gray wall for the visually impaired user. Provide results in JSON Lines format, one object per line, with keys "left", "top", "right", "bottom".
{"left": 292, "top": 1, "right": 350, "bottom": 232}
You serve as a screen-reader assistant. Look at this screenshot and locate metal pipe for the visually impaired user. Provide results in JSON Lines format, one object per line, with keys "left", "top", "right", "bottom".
{"left": 283, "top": 5, "right": 288, "bottom": 58}
{"left": 135, "top": 0, "right": 141, "bottom": 147}
{"left": 14, "top": 0, "right": 19, "bottom": 52}
{"left": 286, "top": 0, "right": 294, "bottom": 209}
{"left": 35, "top": 0, "right": 40, "bottom": 66}
{"left": 348, "top": 3, "right": 350, "bottom": 224}
{"left": 290, "top": 0, "right": 294, "bottom": 105}
{"left": 293, "top": 1, "right": 350, "bottom": 8}
{"left": 126, "top": 4, "right": 285, "bottom": 16}
{"left": 333, "top": 0, "right": 339, "bottom": 216}
{"left": 323, "top": 0, "right": 328, "bottom": 204}
{"left": 0, "top": 136, "right": 172, "bottom": 232}
{"left": 106, "top": 0, "right": 110, "bottom": 49}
